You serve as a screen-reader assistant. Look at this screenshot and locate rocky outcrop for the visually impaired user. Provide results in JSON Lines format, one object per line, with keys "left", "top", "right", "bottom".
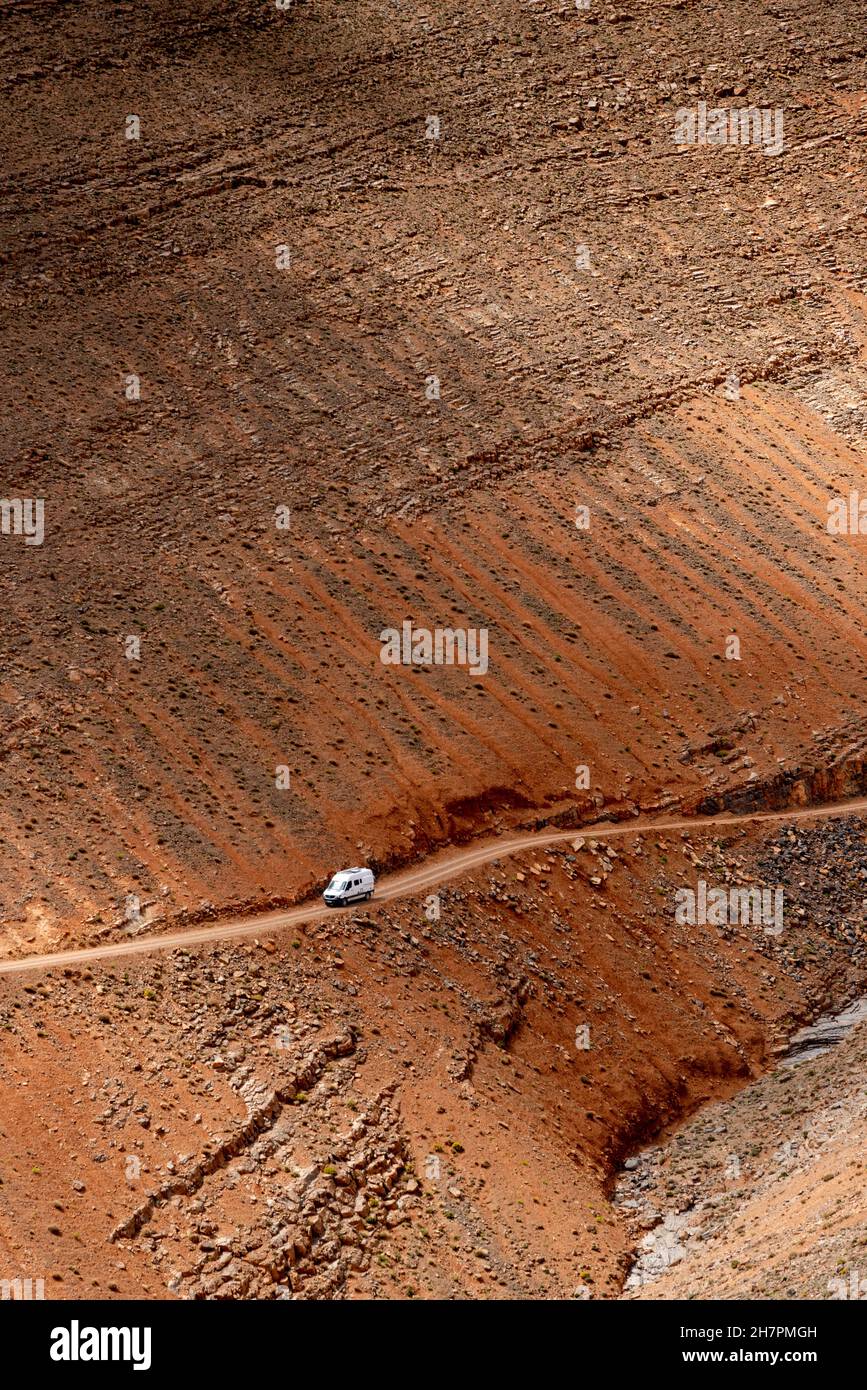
{"left": 109, "top": 1030, "right": 356, "bottom": 1243}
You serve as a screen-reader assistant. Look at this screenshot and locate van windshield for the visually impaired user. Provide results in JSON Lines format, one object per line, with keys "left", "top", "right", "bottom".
{"left": 327, "top": 876, "right": 348, "bottom": 892}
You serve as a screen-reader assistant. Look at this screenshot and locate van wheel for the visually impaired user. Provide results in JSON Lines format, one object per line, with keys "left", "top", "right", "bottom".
{"left": 365, "top": 892, "right": 372, "bottom": 902}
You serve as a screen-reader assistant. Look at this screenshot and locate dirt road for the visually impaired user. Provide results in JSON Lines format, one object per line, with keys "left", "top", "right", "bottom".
{"left": 1, "top": 795, "right": 866, "bottom": 979}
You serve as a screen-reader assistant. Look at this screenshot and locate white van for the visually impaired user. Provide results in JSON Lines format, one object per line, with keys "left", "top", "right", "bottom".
{"left": 323, "top": 867, "right": 375, "bottom": 907}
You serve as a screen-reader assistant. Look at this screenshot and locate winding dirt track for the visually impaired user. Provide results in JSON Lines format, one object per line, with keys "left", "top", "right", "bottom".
{"left": 1, "top": 796, "right": 866, "bottom": 979}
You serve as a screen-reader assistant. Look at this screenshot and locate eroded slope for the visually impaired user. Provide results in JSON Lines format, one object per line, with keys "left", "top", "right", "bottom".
{"left": 1, "top": 1, "right": 867, "bottom": 944}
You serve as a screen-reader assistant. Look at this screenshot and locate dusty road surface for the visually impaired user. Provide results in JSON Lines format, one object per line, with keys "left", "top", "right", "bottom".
{"left": 2, "top": 794, "right": 867, "bottom": 977}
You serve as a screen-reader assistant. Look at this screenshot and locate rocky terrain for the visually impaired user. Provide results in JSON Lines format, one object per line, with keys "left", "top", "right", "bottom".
{"left": 1, "top": 0, "right": 866, "bottom": 1301}
{"left": 616, "top": 817, "right": 867, "bottom": 1301}
{"left": 617, "top": 1007, "right": 867, "bottom": 1302}
{"left": 1, "top": 819, "right": 865, "bottom": 1299}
